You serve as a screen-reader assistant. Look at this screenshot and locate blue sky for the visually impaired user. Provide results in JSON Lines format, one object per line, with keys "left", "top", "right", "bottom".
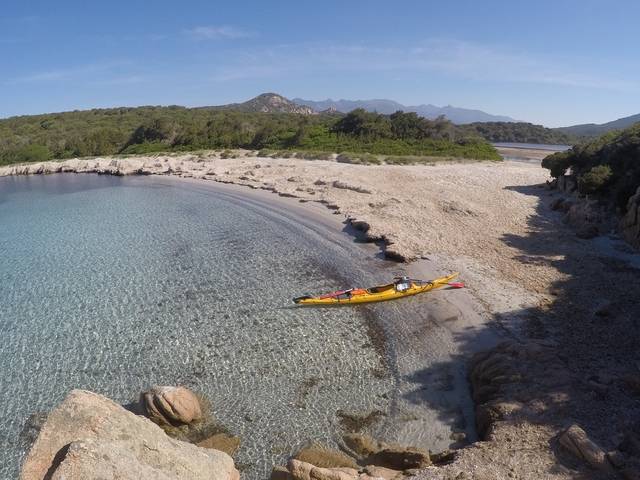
{"left": 2, "top": 0, "right": 639, "bottom": 126}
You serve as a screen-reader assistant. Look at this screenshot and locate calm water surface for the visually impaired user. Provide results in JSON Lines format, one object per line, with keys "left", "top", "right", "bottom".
{"left": 0, "top": 174, "right": 477, "bottom": 479}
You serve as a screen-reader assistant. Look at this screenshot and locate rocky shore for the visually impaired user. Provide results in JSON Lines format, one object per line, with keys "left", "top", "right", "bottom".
{"left": 6, "top": 152, "right": 640, "bottom": 479}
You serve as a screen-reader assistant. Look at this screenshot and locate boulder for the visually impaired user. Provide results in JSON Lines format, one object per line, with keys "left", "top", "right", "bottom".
{"left": 361, "top": 465, "right": 403, "bottom": 480}
{"left": 558, "top": 424, "right": 613, "bottom": 472}
{"left": 272, "top": 465, "right": 293, "bottom": 480}
{"left": 364, "top": 447, "right": 432, "bottom": 470}
{"left": 294, "top": 443, "right": 359, "bottom": 469}
{"left": 142, "top": 386, "right": 203, "bottom": 426}
{"left": 342, "top": 433, "right": 383, "bottom": 458}
{"left": 288, "top": 460, "right": 358, "bottom": 480}
{"left": 20, "top": 389, "right": 238, "bottom": 480}
{"left": 197, "top": 433, "right": 241, "bottom": 456}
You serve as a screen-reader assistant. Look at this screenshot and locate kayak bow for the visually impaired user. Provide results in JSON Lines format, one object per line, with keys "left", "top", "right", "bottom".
{"left": 293, "top": 272, "right": 461, "bottom": 306}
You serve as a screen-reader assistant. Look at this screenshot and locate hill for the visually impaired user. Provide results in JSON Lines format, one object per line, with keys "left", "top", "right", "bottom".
{"left": 293, "top": 98, "right": 517, "bottom": 124}
{"left": 208, "top": 93, "right": 315, "bottom": 114}
{"left": 556, "top": 112, "right": 640, "bottom": 137}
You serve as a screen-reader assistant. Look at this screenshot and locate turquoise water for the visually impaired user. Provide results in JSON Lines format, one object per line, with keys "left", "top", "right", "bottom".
{"left": 0, "top": 174, "right": 480, "bottom": 479}
{"left": 0, "top": 174, "right": 396, "bottom": 479}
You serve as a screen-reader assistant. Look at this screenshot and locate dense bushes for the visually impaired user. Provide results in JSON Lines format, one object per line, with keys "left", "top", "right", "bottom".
{"left": 578, "top": 165, "right": 612, "bottom": 194}
{"left": 542, "top": 123, "right": 640, "bottom": 208}
{"left": 463, "top": 121, "right": 578, "bottom": 144}
{"left": 0, "top": 105, "right": 501, "bottom": 166}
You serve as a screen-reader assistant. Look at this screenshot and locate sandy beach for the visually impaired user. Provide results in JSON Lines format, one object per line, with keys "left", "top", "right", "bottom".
{"left": 3, "top": 151, "right": 640, "bottom": 479}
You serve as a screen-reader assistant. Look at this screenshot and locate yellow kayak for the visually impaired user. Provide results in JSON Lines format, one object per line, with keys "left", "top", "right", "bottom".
{"left": 293, "top": 273, "right": 461, "bottom": 306}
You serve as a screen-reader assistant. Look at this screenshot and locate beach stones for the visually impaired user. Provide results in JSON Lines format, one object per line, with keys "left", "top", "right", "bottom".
{"left": 20, "top": 390, "right": 238, "bottom": 480}
{"left": 141, "top": 386, "right": 203, "bottom": 426}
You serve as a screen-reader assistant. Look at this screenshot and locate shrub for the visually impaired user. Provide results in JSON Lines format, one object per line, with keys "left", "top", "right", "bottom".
{"left": 578, "top": 165, "right": 612, "bottom": 194}
{"left": 1, "top": 144, "right": 52, "bottom": 165}
{"left": 542, "top": 151, "right": 573, "bottom": 178}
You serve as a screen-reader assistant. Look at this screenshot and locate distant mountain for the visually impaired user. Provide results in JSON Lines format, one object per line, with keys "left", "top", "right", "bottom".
{"left": 214, "top": 93, "right": 315, "bottom": 114}
{"left": 556, "top": 113, "right": 640, "bottom": 137}
{"left": 293, "top": 97, "right": 517, "bottom": 124}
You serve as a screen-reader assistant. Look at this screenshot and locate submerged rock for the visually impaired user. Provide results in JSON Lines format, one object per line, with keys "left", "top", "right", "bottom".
{"left": 20, "top": 389, "right": 239, "bottom": 480}
{"left": 142, "top": 385, "right": 203, "bottom": 426}
{"left": 197, "top": 432, "right": 241, "bottom": 457}
{"left": 294, "top": 443, "right": 359, "bottom": 469}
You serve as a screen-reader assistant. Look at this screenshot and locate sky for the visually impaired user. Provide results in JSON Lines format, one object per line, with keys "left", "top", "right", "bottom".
{"left": 2, "top": 0, "right": 639, "bottom": 127}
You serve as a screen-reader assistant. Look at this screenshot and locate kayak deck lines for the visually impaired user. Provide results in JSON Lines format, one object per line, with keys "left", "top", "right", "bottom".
{"left": 293, "top": 272, "right": 462, "bottom": 306}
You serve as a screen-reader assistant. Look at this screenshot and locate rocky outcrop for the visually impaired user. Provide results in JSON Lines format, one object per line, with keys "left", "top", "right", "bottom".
{"left": 20, "top": 390, "right": 239, "bottom": 480}
{"left": 141, "top": 385, "right": 203, "bottom": 426}
{"left": 468, "top": 340, "right": 569, "bottom": 440}
{"left": 622, "top": 186, "right": 640, "bottom": 248}
{"left": 558, "top": 424, "right": 614, "bottom": 473}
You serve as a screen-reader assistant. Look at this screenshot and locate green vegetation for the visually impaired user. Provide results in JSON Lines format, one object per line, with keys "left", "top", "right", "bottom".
{"left": 0, "top": 105, "right": 501, "bottom": 166}
{"left": 463, "top": 121, "right": 578, "bottom": 145}
{"left": 578, "top": 165, "right": 613, "bottom": 194}
{"left": 542, "top": 123, "right": 640, "bottom": 208}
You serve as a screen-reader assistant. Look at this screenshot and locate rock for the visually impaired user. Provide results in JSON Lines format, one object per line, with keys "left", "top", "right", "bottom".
{"left": 362, "top": 465, "right": 403, "bottom": 480}
{"left": 19, "top": 412, "right": 48, "bottom": 449}
{"left": 364, "top": 447, "right": 432, "bottom": 470}
{"left": 594, "top": 301, "right": 613, "bottom": 317}
{"left": 576, "top": 225, "right": 599, "bottom": 239}
{"left": 294, "top": 443, "right": 359, "bottom": 469}
{"left": 331, "top": 181, "right": 372, "bottom": 195}
{"left": 606, "top": 450, "right": 627, "bottom": 469}
{"left": 564, "top": 200, "right": 608, "bottom": 239}
{"left": 289, "top": 458, "right": 315, "bottom": 480}
{"left": 142, "top": 386, "right": 203, "bottom": 426}
{"left": 342, "top": 433, "right": 383, "bottom": 457}
{"left": 197, "top": 433, "right": 241, "bottom": 456}
{"left": 272, "top": 465, "right": 293, "bottom": 480}
{"left": 558, "top": 424, "right": 613, "bottom": 472}
{"left": 623, "top": 374, "right": 640, "bottom": 395}
{"left": 288, "top": 460, "right": 358, "bottom": 480}
{"left": 20, "top": 389, "right": 238, "bottom": 480}
{"left": 430, "top": 449, "right": 456, "bottom": 464}
{"left": 550, "top": 198, "right": 565, "bottom": 211}
{"left": 621, "top": 186, "right": 640, "bottom": 249}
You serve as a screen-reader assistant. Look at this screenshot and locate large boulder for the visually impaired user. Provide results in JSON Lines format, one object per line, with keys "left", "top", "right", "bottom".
{"left": 20, "top": 389, "right": 239, "bottom": 480}
{"left": 142, "top": 386, "right": 204, "bottom": 426}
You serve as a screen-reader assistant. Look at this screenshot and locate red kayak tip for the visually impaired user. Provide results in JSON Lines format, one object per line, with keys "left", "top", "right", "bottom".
{"left": 447, "top": 282, "right": 465, "bottom": 289}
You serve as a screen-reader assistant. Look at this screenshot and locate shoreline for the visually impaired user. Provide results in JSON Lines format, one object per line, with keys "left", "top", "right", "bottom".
{"left": 6, "top": 153, "right": 639, "bottom": 479}
{"left": 2, "top": 168, "right": 497, "bottom": 476}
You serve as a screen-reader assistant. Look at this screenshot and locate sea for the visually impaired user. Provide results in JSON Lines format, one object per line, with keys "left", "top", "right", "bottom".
{"left": 0, "top": 174, "right": 479, "bottom": 479}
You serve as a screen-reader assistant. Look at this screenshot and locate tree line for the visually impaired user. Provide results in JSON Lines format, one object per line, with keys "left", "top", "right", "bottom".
{"left": 0, "top": 106, "right": 501, "bottom": 166}
{"left": 542, "top": 123, "right": 640, "bottom": 209}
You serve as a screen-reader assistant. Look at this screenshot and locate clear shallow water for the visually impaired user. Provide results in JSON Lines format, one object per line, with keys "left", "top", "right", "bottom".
{"left": 0, "top": 174, "right": 479, "bottom": 479}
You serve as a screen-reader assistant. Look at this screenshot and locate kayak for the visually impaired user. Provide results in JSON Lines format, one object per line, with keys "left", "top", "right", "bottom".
{"left": 293, "top": 273, "right": 462, "bottom": 305}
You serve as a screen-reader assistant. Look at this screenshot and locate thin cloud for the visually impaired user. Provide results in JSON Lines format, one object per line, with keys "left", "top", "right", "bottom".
{"left": 208, "top": 39, "right": 637, "bottom": 92}
{"left": 6, "top": 61, "right": 134, "bottom": 85}
{"left": 185, "top": 25, "right": 254, "bottom": 40}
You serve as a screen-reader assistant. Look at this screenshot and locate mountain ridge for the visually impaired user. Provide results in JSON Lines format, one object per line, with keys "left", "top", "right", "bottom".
{"left": 292, "top": 97, "right": 517, "bottom": 124}
{"left": 556, "top": 112, "right": 640, "bottom": 137}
